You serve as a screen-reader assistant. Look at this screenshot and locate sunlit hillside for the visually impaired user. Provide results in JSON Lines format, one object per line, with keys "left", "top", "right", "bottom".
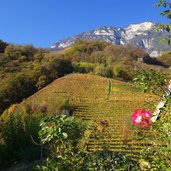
{"left": 2, "top": 73, "right": 166, "bottom": 159}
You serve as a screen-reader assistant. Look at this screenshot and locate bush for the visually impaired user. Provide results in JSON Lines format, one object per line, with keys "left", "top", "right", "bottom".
{"left": 94, "top": 65, "right": 105, "bottom": 76}
{"left": 0, "top": 113, "right": 41, "bottom": 167}
{"left": 37, "top": 115, "right": 140, "bottom": 171}
{"left": 133, "top": 69, "right": 167, "bottom": 94}
{"left": 36, "top": 75, "right": 48, "bottom": 90}
{"left": 137, "top": 107, "right": 171, "bottom": 170}
{"left": 104, "top": 67, "right": 113, "bottom": 78}
{"left": 65, "top": 40, "right": 109, "bottom": 62}
{"left": 37, "top": 115, "right": 86, "bottom": 171}
{"left": 113, "top": 67, "right": 121, "bottom": 77}
{"left": 42, "top": 58, "right": 73, "bottom": 81}
{"left": 82, "top": 151, "right": 138, "bottom": 170}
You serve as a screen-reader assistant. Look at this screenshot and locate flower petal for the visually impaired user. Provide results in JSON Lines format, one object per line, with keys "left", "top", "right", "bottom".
{"left": 132, "top": 109, "right": 151, "bottom": 128}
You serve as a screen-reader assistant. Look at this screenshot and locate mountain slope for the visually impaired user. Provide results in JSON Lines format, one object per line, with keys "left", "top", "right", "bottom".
{"left": 2, "top": 73, "right": 165, "bottom": 157}
{"left": 51, "top": 22, "right": 170, "bottom": 57}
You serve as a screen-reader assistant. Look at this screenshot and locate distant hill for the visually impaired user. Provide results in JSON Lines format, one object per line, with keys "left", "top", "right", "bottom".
{"left": 51, "top": 22, "right": 170, "bottom": 57}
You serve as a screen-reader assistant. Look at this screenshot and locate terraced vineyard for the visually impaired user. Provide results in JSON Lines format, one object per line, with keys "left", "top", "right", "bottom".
{"left": 5, "top": 73, "right": 166, "bottom": 158}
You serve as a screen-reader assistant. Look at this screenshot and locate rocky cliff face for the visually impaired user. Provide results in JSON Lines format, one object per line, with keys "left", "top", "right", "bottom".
{"left": 51, "top": 22, "right": 170, "bottom": 57}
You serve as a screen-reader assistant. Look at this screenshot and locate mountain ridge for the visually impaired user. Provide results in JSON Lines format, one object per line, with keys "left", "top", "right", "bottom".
{"left": 51, "top": 22, "right": 170, "bottom": 57}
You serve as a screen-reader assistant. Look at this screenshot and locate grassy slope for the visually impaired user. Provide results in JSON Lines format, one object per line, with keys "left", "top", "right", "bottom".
{"left": 3, "top": 73, "right": 165, "bottom": 158}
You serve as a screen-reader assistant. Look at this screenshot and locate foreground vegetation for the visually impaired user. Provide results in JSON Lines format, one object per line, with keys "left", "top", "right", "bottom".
{"left": 0, "top": 73, "right": 170, "bottom": 170}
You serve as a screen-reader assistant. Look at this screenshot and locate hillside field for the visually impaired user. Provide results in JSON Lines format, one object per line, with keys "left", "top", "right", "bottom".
{"left": 2, "top": 73, "right": 167, "bottom": 159}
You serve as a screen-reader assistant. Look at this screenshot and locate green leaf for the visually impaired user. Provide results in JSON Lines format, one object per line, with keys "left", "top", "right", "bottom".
{"left": 166, "top": 26, "right": 170, "bottom": 32}
{"left": 161, "top": 10, "right": 170, "bottom": 16}
{"left": 58, "top": 127, "right": 61, "bottom": 133}
{"left": 155, "top": 0, "right": 167, "bottom": 8}
{"left": 62, "top": 132, "right": 68, "bottom": 139}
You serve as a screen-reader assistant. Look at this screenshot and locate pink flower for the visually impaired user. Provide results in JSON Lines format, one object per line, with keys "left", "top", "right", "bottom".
{"left": 132, "top": 109, "right": 152, "bottom": 128}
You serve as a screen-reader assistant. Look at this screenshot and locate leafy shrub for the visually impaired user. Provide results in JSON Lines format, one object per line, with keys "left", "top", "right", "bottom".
{"left": 82, "top": 151, "right": 138, "bottom": 170}
{"left": 112, "top": 66, "right": 130, "bottom": 80}
{"left": 37, "top": 115, "right": 140, "bottom": 171}
{"left": 37, "top": 115, "right": 86, "bottom": 171}
{"left": 137, "top": 109, "right": 171, "bottom": 170}
{"left": 133, "top": 69, "right": 167, "bottom": 94}
{"left": 4, "top": 45, "right": 25, "bottom": 60}
{"left": 4, "top": 44, "right": 37, "bottom": 61}
{"left": 72, "top": 62, "right": 95, "bottom": 73}
{"left": 65, "top": 40, "right": 109, "bottom": 62}
{"left": 94, "top": 65, "right": 105, "bottom": 76}
{"left": 36, "top": 75, "right": 48, "bottom": 90}
{"left": 103, "top": 44, "right": 149, "bottom": 62}
{"left": 0, "top": 113, "right": 41, "bottom": 167}
{"left": 104, "top": 67, "right": 113, "bottom": 78}
{"left": 41, "top": 58, "right": 73, "bottom": 81}
{"left": 113, "top": 66, "right": 122, "bottom": 77}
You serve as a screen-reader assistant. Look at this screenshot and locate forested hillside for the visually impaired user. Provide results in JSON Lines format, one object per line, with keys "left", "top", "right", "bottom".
{"left": 1, "top": 73, "right": 171, "bottom": 170}
{"left": 0, "top": 39, "right": 169, "bottom": 115}
{"left": 0, "top": 40, "right": 73, "bottom": 114}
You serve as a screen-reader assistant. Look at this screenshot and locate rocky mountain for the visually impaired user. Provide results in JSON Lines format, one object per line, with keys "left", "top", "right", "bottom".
{"left": 51, "top": 22, "right": 170, "bottom": 57}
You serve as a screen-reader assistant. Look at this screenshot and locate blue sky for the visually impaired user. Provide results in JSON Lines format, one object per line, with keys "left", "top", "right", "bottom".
{"left": 0, "top": 0, "right": 169, "bottom": 48}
